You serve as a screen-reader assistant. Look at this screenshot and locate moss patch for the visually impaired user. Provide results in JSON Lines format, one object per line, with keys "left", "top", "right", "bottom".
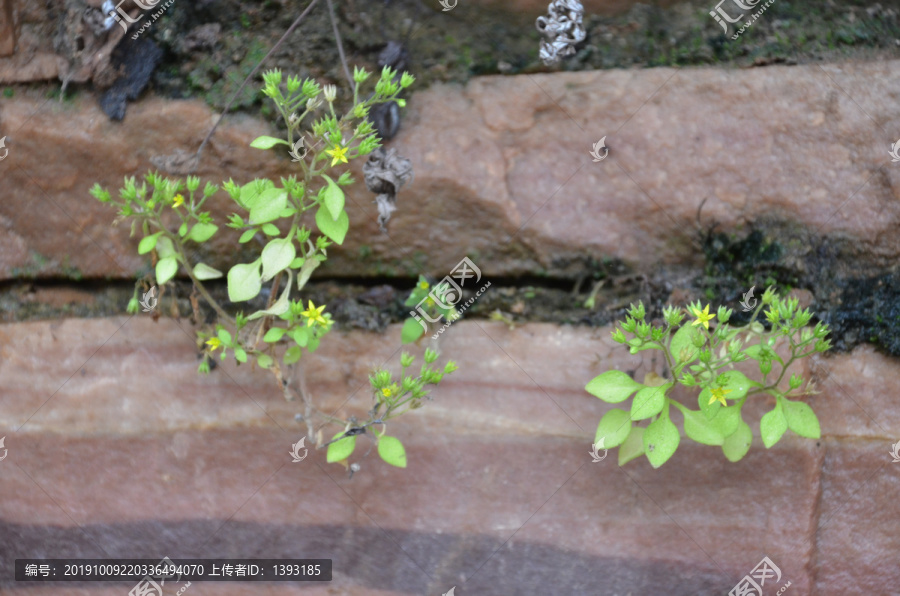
{"left": 138, "top": 0, "right": 900, "bottom": 118}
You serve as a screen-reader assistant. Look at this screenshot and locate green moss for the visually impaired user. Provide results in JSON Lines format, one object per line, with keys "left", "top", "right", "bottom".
{"left": 190, "top": 38, "right": 267, "bottom": 109}
{"left": 60, "top": 257, "right": 84, "bottom": 281}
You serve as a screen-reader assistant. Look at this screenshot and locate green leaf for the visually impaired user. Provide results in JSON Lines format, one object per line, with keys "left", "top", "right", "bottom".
{"left": 377, "top": 435, "right": 407, "bottom": 468}
{"left": 239, "top": 229, "right": 257, "bottom": 243}
{"left": 315, "top": 204, "right": 349, "bottom": 245}
{"left": 248, "top": 270, "right": 293, "bottom": 320}
{"left": 722, "top": 420, "right": 753, "bottom": 462}
{"left": 618, "top": 427, "right": 645, "bottom": 466}
{"left": 783, "top": 399, "right": 821, "bottom": 439}
{"left": 643, "top": 413, "right": 680, "bottom": 468}
{"left": 296, "top": 256, "right": 321, "bottom": 291}
{"left": 743, "top": 344, "right": 764, "bottom": 360}
{"left": 719, "top": 370, "right": 754, "bottom": 400}
{"left": 670, "top": 323, "right": 701, "bottom": 364}
{"left": 698, "top": 387, "right": 722, "bottom": 420}
{"left": 289, "top": 257, "right": 305, "bottom": 269}
{"left": 290, "top": 326, "right": 309, "bottom": 347}
{"left": 234, "top": 347, "right": 247, "bottom": 363}
{"left": 594, "top": 408, "right": 632, "bottom": 448}
{"left": 326, "top": 433, "right": 356, "bottom": 463}
{"left": 250, "top": 135, "right": 289, "bottom": 149}
{"left": 262, "top": 223, "right": 281, "bottom": 236}
{"left": 227, "top": 260, "right": 262, "bottom": 302}
{"left": 745, "top": 343, "right": 783, "bottom": 365}
{"left": 217, "top": 328, "right": 232, "bottom": 345}
{"left": 178, "top": 222, "right": 188, "bottom": 237}
{"left": 256, "top": 353, "right": 273, "bottom": 369}
{"left": 238, "top": 180, "right": 273, "bottom": 209}
{"left": 401, "top": 317, "right": 426, "bottom": 344}
{"left": 155, "top": 236, "right": 176, "bottom": 259}
{"left": 138, "top": 232, "right": 162, "bottom": 255}
{"left": 156, "top": 256, "right": 178, "bottom": 285}
{"left": 263, "top": 327, "right": 286, "bottom": 343}
{"left": 187, "top": 223, "right": 218, "bottom": 243}
{"left": 630, "top": 383, "right": 671, "bottom": 420}
{"left": 283, "top": 345, "right": 302, "bottom": 365}
{"left": 260, "top": 237, "right": 296, "bottom": 282}
{"left": 193, "top": 262, "right": 223, "bottom": 280}
{"left": 321, "top": 175, "right": 345, "bottom": 221}
{"left": 760, "top": 403, "right": 788, "bottom": 448}
{"left": 307, "top": 335, "right": 320, "bottom": 353}
{"left": 249, "top": 188, "right": 288, "bottom": 225}
{"left": 682, "top": 408, "right": 726, "bottom": 446}
{"left": 585, "top": 370, "right": 643, "bottom": 404}
{"left": 708, "top": 405, "right": 741, "bottom": 438}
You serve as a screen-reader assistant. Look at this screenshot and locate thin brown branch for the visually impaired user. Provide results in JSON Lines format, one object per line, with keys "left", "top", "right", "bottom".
{"left": 194, "top": 0, "right": 323, "bottom": 165}
{"left": 325, "top": 0, "right": 354, "bottom": 89}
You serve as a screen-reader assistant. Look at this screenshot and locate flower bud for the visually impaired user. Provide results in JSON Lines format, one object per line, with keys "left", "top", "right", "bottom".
{"left": 353, "top": 66, "right": 370, "bottom": 83}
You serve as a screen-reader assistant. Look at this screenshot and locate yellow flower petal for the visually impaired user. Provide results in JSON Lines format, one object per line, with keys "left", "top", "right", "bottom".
{"left": 708, "top": 386, "right": 732, "bottom": 407}
{"left": 691, "top": 304, "right": 715, "bottom": 330}
{"left": 325, "top": 145, "right": 349, "bottom": 166}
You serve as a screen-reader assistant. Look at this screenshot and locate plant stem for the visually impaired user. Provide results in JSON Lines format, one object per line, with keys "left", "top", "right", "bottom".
{"left": 171, "top": 234, "right": 231, "bottom": 322}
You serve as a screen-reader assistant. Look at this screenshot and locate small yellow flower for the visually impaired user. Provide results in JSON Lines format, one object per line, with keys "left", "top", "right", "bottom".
{"left": 301, "top": 300, "right": 327, "bottom": 327}
{"left": 708, "top": 386, "right": 732, "bottom": 407}
{"left": 418, "top": 281, "right": 429, "bottom": 290}
{"left": 325, "top": 145, "right": 349, "bottom": 166}
{"left": 172, "top": 194, "right": 185, "bottom": 209}
{"left": 690, "top": 304, "right": 716, "bottom": 330}
{"left": 205, "top": 337, "right": 223, "bottom": 351}
{"left": 381, "top": 387, "right": 393, "bottom": 398}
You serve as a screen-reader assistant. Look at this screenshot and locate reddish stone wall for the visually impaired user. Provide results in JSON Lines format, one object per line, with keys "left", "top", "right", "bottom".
{"left": 3, "top": 61, "right": 900, "bottom": 280}
{"left": 1, "top": 319, "right": 898, "bottom": 594}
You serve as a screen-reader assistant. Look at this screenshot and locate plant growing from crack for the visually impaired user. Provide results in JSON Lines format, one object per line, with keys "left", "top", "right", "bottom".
{"left": 399, "top": 276, "right": 459, "bottom": 344}
{"left": 585, "top": 287, "right": 832, "bottom": 467}
{"left": 90, "top": 66, "right": 456, "bottom": 471}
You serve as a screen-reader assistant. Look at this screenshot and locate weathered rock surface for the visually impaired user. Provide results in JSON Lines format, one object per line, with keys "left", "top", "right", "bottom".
{"left": 1, "top": 318, "right": 898, "bottom": 594}
{"left": 3, "top": 60, "right": 900, "bottom": 281}
{"left": 0, "top": 0, "right": 16, "bottom": 58}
